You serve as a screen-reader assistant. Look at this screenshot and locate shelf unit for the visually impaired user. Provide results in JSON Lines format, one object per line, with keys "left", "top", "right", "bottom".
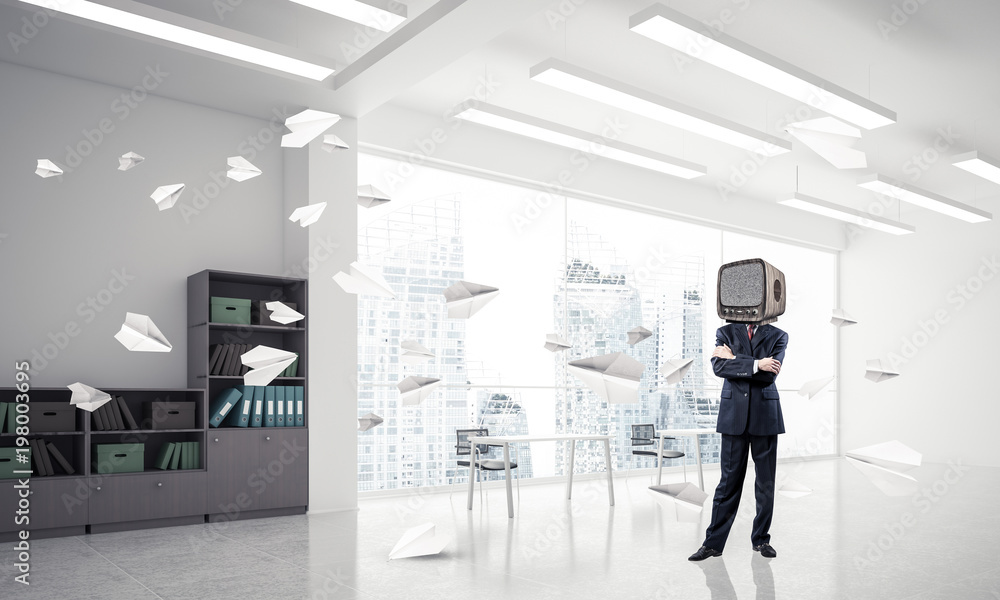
{"left": 188, "top": 270, "right": 309, "bottom": 521}
{"left": 0, "top": 386, "right": 207, "bottom": 539}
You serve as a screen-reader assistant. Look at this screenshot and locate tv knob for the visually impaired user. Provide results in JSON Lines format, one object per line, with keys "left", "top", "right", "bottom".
{"left": 752, "top": 309, "right": 758, "bottom": 315}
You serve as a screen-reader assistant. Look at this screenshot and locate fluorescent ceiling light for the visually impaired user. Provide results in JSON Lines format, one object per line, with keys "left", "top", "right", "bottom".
{"left": 779, "top": 193, "right": 915, "bottom": 235}
{"left": 453, "top": 103, "right": 706, "bottom": 179}
{"left": 952, "top": 151, "right": 1000, "bottom": 186}
{"left": 629, "top": 4, "right": 895, "bottom": 130}
{"left": 288, "top": 0, "right": 406, "bottom": 32}
{"left": 529, "top": 58, "right": 790, "bottom": 157}
{"left": 19, "top": 0, "right": 334, "bottom": 80}
{"left": 857, "top": 174, "right": 991, "bottom": 223}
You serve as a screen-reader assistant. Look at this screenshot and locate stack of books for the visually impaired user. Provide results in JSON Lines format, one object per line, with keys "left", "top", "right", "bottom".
{"left": 154, "top": 441, "right": 201, "bottom": 470}
{"left": 91, "top": 396, "right": 140, "bottom": 431}
{"left": 28, "top": 439, "right": 75, "bottom": 476}
{"left": 209, "top": 344, "right": 299, "bottom": 378}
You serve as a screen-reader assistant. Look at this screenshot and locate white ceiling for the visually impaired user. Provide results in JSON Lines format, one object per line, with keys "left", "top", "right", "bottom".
{"left": 1, "top": 0, "right": 998, "bottom": 217}
{"left": 384, "top": 0, "right": 1000, "bottom": 217}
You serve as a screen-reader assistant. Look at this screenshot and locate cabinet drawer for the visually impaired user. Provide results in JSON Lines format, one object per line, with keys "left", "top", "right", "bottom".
{"left": 0, "top": 478, "right": 90, "bottom": 533}
{"left": 88, "top": 472, "right": 206, "bottom": 524}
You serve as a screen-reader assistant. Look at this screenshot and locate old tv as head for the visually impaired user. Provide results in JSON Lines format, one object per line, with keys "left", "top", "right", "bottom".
{"left": 717, "top": 258, "right": 786, "bottom": 325}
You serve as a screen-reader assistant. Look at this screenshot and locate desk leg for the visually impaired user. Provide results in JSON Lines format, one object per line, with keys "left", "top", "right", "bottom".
{"left": 503, "top": 443, "right": 514, "bottom": 519}
{"left": 656, "top": 435, "right": 665, "bottom": 486}
{"left": 566, "top": 440, "right": 576, "bottom": 500}
{"left": 603, "top": 439, "right": 615, "bottom": 506}
{"left": 466, "top": 450, "right": 476, "bottom": 510}
{"left": 694, "top": 434, "right": 704, "bottom": 491}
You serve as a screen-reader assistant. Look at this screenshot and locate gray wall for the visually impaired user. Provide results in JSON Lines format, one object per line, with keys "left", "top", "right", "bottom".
{"left": 0, "top": 61, "right": 287, "bottom": 388}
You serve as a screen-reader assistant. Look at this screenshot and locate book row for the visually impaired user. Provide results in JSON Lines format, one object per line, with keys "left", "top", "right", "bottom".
{"left": 209, "top": 343, "right": 299, "bottom": 377}
{"left": 210, "top": 386, "right": 304, "bottom": 428}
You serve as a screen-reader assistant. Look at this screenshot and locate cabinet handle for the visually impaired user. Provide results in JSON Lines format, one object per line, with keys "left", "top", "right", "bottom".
{"left": 96, "top": 487, "right": 101, "bottom": 491}
{"left": 265, "top": 436, "right": 271, "bottom": 441}
{"left": 214, "top": 438, "right": 219, "bottom": 443}
{"left": 157, "top": 482, "right": 163, "bottom": 487}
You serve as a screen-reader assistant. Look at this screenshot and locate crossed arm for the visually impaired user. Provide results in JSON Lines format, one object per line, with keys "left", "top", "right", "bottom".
{"left": 711, "top": 329, "right": 788, "bottom": 385}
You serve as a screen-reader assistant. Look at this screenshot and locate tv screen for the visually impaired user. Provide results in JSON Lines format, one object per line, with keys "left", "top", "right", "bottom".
{"left": 720, "top": 262, "right": 764, "bottom": 307}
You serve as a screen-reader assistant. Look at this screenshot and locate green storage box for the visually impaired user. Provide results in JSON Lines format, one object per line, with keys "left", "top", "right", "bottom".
{"left": 93, "top": 443, "right": 144, "bottom": 474}
{"left": 0, "top": 447, "right": 30, "bottom": 479}
{"left": 210, "top": 296, "right": 251, "bottom": 324}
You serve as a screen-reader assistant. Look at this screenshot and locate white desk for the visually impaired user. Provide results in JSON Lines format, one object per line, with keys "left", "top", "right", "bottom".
{"left": 467, "top": 434, "right": 615, "bottom": 518}
{"left": 654, "top": 429, "right": 716, "bottom": 491}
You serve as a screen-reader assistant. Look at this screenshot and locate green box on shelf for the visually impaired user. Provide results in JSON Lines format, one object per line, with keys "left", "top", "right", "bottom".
{"left": 210, "top": 297, "right": 251, "bottom": 324}
{"left": 93, "top": 443, "right": 144, "bottom": 474}
{"left": 0, "top": 447, "right": 30, "bottom": 479}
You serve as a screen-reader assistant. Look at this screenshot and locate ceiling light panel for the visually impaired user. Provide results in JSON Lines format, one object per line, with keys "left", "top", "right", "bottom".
{"left": 629, "top": 4, "right": 896, "bottom": 130}
{"left": 779, "top": 193, "right": 915, "bottom": 235}
{"left": 288, "top": 0, "right": 406, "bottom": 32}
{"left": 529, "top": 58, "right": 790, "bottom": 157}
{"left": 857, "top": 174, "right": 991, "bottom": 223}
{"left": 454, "top": 103, "right": 707, "bottom": 179}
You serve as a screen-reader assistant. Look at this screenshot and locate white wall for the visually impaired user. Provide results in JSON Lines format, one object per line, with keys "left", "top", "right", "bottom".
{"left": 840, "top": 209, "right": 1000, "bottom": 467}
{"left": 0, "top": 61, "right": 287, "bottom": 388}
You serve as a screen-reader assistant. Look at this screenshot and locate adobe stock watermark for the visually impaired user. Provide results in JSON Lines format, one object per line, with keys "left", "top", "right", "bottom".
{"left": 902, "top": 126, "right": 960, "bottom": 182}
{"left": 853, "top": 459, "right": 970, "bottom": 571}
{"left": 337, "top": 1, "right": 408, "bottom": 63}
{"left": 877, "top": 0, "right": 933, "bottom": 41}
{"left": 28, "top": 268, "right": 137, "bottom": 374}
{"left": 670, "top": 0, "right": 753, "bottom": 74}
{"left": 6, "top": 0, "right": 71, "bottom": 54}
{"left": 378, "top": 74, "right": 501, "bottom": 195}
{"left": 544, "top": 0, "right": 589, "bottom": 30}
{"left": 510, "top": 116, "right": 628, "bottom": 234}
{"left": 883, "top": 255, "right": 998, "bottom": 372}
{"left": 48, "top": 65, "right": 169, "bottom": 176}
{"left": 177, "top": 106, "right": 292, "bottom": 223}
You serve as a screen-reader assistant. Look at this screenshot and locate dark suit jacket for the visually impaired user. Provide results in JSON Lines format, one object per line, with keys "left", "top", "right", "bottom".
{"left": 712, "top": 323, "right": 788, "bottom": 436}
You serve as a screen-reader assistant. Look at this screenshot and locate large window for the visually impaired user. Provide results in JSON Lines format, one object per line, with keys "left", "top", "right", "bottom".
{"left": 356, "top": 153, "right": 837, "bottom": 492}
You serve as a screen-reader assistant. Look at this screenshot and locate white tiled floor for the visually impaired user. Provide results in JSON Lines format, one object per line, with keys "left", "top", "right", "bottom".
{"left": 1, "top": 458, "right": 998, "bottom": 599}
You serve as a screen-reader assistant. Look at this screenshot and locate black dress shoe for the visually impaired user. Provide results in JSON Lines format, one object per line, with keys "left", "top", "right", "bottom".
{"left": 753, "top": 543, "right": 777, "bottom": 558}
{"left": 688, "top": 545, "right": 723, "bottom": 561}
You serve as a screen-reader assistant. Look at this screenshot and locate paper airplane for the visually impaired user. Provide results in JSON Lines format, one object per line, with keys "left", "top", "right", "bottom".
{"left": 648, "top": 483, "right": 708, "bottom": 522}
{"left": 400, "top": 340, "right": 434, "bottom": 365}
{"left": 865, "top": 359, "right": 899, "bottom": 383}
{"left": 288, "top": 202, "right": 327, "bottom": 227}
{"left": 150, "top": 184, "right": 185, "bottom": 211}
{"left": 264, "top": 301, "right": 304, "bottom": 325}
{"left": 67, "top": 382, "right": 113, "bottom": 412}
{"left": 358, "top": 413, "right": 384, "bottom": 432}
{"left": 798, "top": 376, "right": 835, "bottom": 399}
{"left": 627, "top": 326, "right": 652, "bottom": 345}
{"left": 544, "top": 333, "right": 571, "bottom": 352}
{"left": 241, "top": 345, "right": 297, "bottom": 386}
{"left": 830, "top": 309, "right": 858, "bottom": 327}
{"left": 357, "top": 184, "right": 391, "bottom": 208}
{"left": 786, "top": 117, "right": 867, "bottom": 169}
{"left": 846, "top": 458, "right": 918, "bottom": 496}
{"left": 334, "top": 262, "right": 395, "bottom": 298}
{"left": 281, "top": 109, "right": 341, "bottom": 148}
{"left": 777, "top": 478, "right": 812, "bottom": 498}
{"left": 443, "top": 281, "right": 499, "bottom": 318}
{"left": 568, "top": 352, "right": 644, "bottom": 404}
{"left": 114, "top": 312, "right": 172, "bottom": 352}
{"left": 659, "top": 358, "right": 694, "bottom": 385}
{"left": 322, "top": 134, "right": 349, "bottom": 152}
{"left": 117, "top": 152, "right": 144, "bottom": 171}
{"left": 226, "top": 156, "right": 262, "bottom": 182}
{"left": 35, "top": 159, "right": 63, "bottom": 178}
{"left": 397, "top": 376, "right": 442, "bottom": 406}
{"left": 846, "top": 440, "right": 921, "bottom": 497}
{"left": 389, "top": 523, "right": 450, "bottom": 559}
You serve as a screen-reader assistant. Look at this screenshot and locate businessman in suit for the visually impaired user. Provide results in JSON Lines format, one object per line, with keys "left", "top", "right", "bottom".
{"left": 689, "top": 320, "right": 788, "bottom": 561}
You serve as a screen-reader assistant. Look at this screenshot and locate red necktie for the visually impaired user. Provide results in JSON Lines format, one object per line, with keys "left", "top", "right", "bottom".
{"left": 747, "top": 324, "right": 754, "bottom": 341}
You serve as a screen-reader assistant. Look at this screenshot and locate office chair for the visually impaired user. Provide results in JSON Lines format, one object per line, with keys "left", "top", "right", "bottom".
{"left": 627, "top": 423, "right": 686, "bottom": 484}
{"left": 456, "top": 427, "right": 520, "bottom": 507}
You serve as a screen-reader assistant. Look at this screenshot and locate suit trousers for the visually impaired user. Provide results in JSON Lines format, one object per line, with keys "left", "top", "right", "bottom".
{"left": 703, "top": 430, "right": 778, "bottom": 551}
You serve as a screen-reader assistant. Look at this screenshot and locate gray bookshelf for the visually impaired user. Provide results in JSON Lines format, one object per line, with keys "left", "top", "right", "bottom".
{"left": 0, "top": 269, "right": 310, "bottom": 542}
